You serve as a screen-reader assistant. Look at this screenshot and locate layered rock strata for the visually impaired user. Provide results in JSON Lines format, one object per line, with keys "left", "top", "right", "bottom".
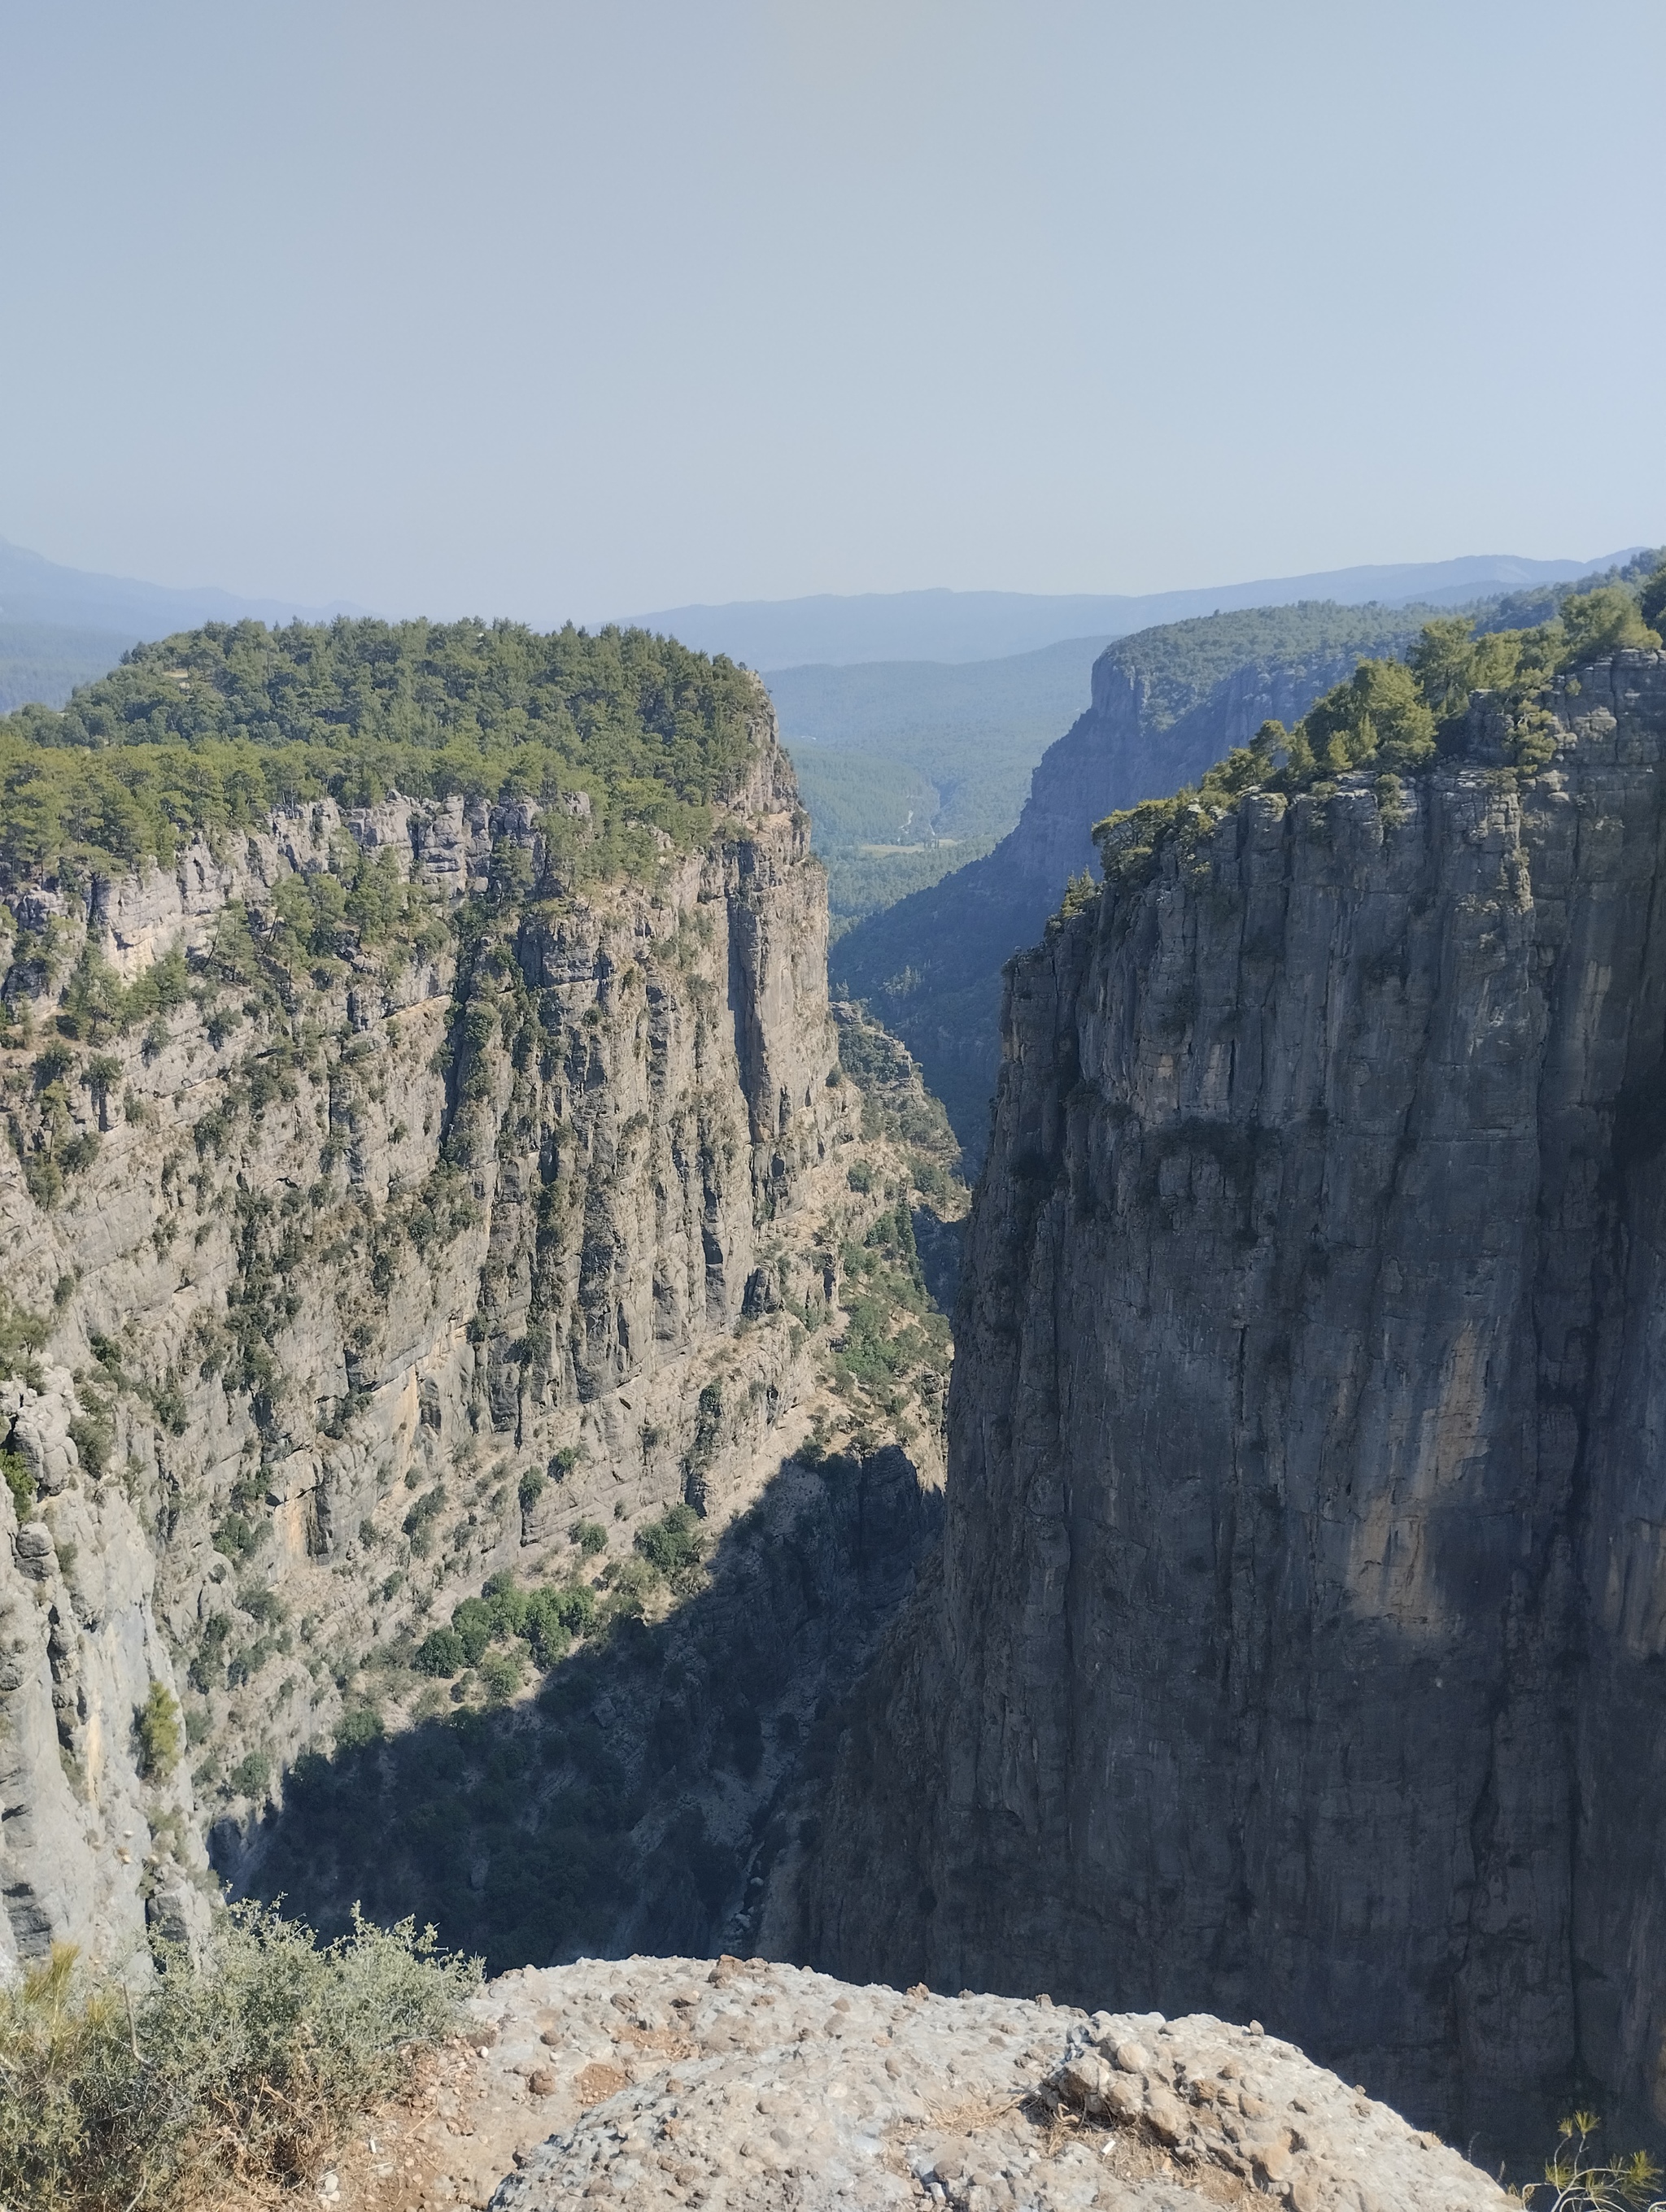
{"left": 797, "top": 653, "right": 1666, "bottom": 2152}
{"left": 0, "top": 695, "right": 933, "bottom": 1975}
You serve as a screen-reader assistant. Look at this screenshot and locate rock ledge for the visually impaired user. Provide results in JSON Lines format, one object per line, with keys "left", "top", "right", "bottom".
{"left": 471, "top": 1956, "right": 1507, "bottom": 2212}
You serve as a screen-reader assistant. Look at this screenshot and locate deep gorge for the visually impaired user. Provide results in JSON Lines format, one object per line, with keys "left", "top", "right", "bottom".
{"left": 9, "top": 609, "right": 1666, "bottom": 2179}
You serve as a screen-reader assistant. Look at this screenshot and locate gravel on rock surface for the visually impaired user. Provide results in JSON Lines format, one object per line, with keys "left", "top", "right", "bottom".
{"left": 472, "top": 1956, "right": 1510, "bottom": 2212}
{"left": 210, "top": 1954, "right": 1508, "bottom": 2210}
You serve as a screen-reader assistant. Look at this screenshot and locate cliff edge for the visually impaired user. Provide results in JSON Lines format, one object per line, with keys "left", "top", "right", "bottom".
{"left": 794, "top": 651, "right": 1666, "bottom": 2156}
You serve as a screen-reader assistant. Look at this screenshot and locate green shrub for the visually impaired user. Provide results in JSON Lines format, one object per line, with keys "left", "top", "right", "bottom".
{"left": 148, "top": 1374, "right": 189, "bottom": 1435}
{"left": 402, "top": 1484, "right": 446, "bottom": 1538}
{"left": 550, "top": 1580, "right": 598, "bottom": 1639}
{"left": 211, "top": 1510, "right": 268, "bottom": 1563}
{"left": 0, "top": 1905, "right": 478, "bottom": 2210}
{"left": 600, "top": 1552, "right": 658, "bottom": 1621}
{"left": 521, "top": 1588, "right": 574, "bottom": 1667}
{"left": 478, "top": 1648, "right": 522, "bottom": 1703}
{"left": 0, "top": 1287, "right": 49, "bottom": 1382}
{"left": 450, "top": 1596, "right": 495, "bottom": 1666}
{"left": 2, "top": 1447, "right": 36, "bottom": 1518}
{"left": 134, "top": 1681, "right": 182, "bottom": 1780}
{"left": 335, "top": 1706, "right": 384, "bottom": 1753}
{"left": 228, "top": 1749, "right": 271, "bottom": 1801}
{"left": 67, "top": 1409, "right": 113, "bottom": 1483}
{"left": 571, "top": 1517, "right": 607, "bottom": 1557}
{"left": 481, "top": 1571, "right": 530, "bottom": 1636}
{"left": 635, "top": 1503, "right": 705, "bottom": 1588}
{"left": 413, "top": 1626, "right": 466, "bottom": 1677}
{"left": 517, "top": 1465, "right": 546, "bottom": 1510}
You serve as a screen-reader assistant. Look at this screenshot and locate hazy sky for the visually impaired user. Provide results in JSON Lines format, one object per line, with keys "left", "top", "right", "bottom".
{"left": 3, "top": 0, "right": 1662, "bottom": 622}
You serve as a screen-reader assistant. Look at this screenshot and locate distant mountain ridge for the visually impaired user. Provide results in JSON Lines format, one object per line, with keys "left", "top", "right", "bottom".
{"left": 626, "top": 551, "right": 1644, "bottom": 668}
{"left": 0, "top": 536, "right": 369, "bottom": 638}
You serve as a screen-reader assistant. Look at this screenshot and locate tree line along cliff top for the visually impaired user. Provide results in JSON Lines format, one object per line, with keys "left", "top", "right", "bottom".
{"left": 0, "top": 618, "right": 770, "bottom": 890}
{"left": 1088, "top": 558, "right": 1666, "bottom": 896}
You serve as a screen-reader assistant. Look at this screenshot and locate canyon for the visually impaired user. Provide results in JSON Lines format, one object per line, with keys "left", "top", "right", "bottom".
{"left": 832, "top": 602, "right": 1447, "bottom": 1162}
{"left": 11, "top": 616, "right": 1666, "bottom": 2205}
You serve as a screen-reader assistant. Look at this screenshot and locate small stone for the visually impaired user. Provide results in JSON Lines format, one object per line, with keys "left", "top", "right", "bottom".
{"left": 1058, "top": 2051, "right": 1110, "bottom": 2108}
{"left": 528, "top": 2067, "right": 558, "bottom": 2097}
{"left": 1105, "top": 2075, "right": 1143, "bottom": 2123}
{"left": 1144, "top": 2088, "right": 1187, "bottom": 2144}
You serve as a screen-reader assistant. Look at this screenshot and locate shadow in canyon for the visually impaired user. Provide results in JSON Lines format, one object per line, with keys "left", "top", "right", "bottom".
{"left": 229, "top": 1443, "right": 941, "bottom": 1975}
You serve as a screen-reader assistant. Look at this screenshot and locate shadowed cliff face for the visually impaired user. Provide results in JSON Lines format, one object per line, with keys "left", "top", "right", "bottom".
{"left": 239, "top": 1443, "right": 940, "bottom": 1975}
{"left": 792, "top": 653, "right": 1666, "bottom": 2156}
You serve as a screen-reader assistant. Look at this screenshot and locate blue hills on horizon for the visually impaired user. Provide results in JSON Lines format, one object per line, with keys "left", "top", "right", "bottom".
{"left": 624, "top": 548, "right": 1647, "bottom": 670}
{"left": 0, "top": 534, "right": 369, "bottom": 643}
{"left": 0, "top": 533, "right": 1649, "bottom": 681}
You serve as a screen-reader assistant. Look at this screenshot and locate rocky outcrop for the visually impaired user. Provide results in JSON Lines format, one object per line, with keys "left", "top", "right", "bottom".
{"left": 460, "top": 1957, "right": 1506, "bottom": 2212}
{"left": 796, "top": 653, "right": 1666, "bottom": 2156}
{"left": 0, "top": 688, "right": 942, "bottom": 1980}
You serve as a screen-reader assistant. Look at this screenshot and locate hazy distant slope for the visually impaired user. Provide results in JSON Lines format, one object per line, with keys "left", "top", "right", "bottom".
{"left": 0, "top": 620, "right": 135, "bottom": 712}
{"left": 775, "top": 635, "right": 1111, "bottom": 930}
{"left": 628, "top": 551, "right": 1638, "bottom": 668}
{"left": 0, "top": 535, "right": 368, "bottom": 636}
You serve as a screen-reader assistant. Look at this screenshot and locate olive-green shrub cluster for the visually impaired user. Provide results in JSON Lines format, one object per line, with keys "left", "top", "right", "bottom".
{"left": 414, "top": 1568, "right": 597, "bottom": 1679}
{"left": 0, "top": 1905, "right": 477, "bottom": 2211}
{"left": 412, "top": 1511, "right": 709, "bottom": 1686}
{"left": 1093, "top": 566, "right": 1666, "bottom": 894}
{"left": 0, "top": 616, "right": 763, "bottom": 890}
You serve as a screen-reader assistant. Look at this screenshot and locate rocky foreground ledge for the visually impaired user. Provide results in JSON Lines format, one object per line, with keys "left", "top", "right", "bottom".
{"left": 293, "top": 1955, "right": 1510, "bottom": 2211}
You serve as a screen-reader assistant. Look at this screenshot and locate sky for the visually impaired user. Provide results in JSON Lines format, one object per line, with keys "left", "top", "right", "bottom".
{"left": 2, "top": 0, "right": 1663, "bottom": 624}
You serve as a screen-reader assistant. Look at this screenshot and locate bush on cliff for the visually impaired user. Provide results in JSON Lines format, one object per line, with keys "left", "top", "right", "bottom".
{"left": 413, "top": 1570, "right": 597, "bottom": 1679}
{"left": 1092, "top": 586, "right": 1664, "bottom": 897}
{"left": 0, "top": 1904, "right": 478, "bottom": 2210}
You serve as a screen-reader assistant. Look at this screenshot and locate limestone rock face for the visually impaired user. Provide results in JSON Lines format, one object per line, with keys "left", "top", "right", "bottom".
{"left": 797, "top": 654, "right": 1666, "bottom": 2152}
{"left": 833, "top": 639, "right": 1385, "bottom": 1163}
{"left": 0, "top": 686, "right": 896, "bottom": 1979}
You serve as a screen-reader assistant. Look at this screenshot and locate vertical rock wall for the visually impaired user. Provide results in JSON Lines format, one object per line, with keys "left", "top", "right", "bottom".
{"left": 797, "top": 653, "right": 1666, "bottom": 2153}
{"left": 0, "top": 699, "right": 877, "bottom": 1978}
